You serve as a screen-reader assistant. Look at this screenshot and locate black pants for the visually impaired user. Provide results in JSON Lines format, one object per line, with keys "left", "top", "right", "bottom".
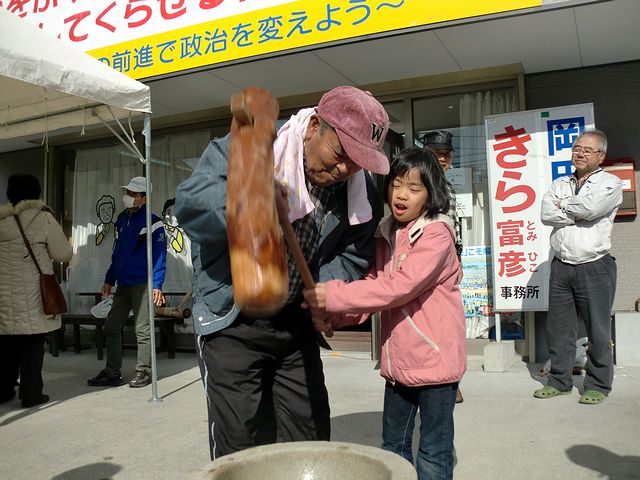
{"left": 546, "top": 255, "right": 616, "bottom": 394}
{"left": 0, "top": 333, "right": 47, "bottom": 403}
{"left": 196, "top": 304, "right": 331, "bottom": 460}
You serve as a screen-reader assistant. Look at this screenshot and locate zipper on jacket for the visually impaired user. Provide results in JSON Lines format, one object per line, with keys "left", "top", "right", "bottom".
{"left": 402, "top": 308, "right": 439, "bottom": 352}
{"left": 396, "top": 253, "right": 408, "bottom": 271}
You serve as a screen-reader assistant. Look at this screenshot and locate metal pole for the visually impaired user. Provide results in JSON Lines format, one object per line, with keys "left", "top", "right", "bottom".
{"left": 143, "top": 113, "right": 161, "bottom": 403}
{"left": 495, "top": 312, "right": 502, "bottom": 343}
{"left": 525, "top": 311, "right": 536, "bottom": 363}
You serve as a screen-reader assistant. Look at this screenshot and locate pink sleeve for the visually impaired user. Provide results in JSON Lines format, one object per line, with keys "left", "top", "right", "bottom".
{"left": 330, "top": 312, "right": 370, "bottom": 330}
{"left": 325, "top": 261, "right": 378, "bottom": 328}
{"left": 325, "top": 224, "right": 454, "bottom": 315}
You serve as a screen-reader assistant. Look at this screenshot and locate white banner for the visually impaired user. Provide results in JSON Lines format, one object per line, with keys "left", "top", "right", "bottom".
{"left": 1, "top": 0, "right": 295, "bottom": 50}
{"left": 445, "top": 167, "right": 473, "bottom": 218}
{"left": 485, "top": 103, "right": 594, "bottom": 311}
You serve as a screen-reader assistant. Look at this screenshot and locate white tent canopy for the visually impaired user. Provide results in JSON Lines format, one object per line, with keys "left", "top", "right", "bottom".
{"left": 0, "top": 10, "right": 163, "bottom": 401}
{"left": 0, "top": 9, "right": 150, "bottom": 143}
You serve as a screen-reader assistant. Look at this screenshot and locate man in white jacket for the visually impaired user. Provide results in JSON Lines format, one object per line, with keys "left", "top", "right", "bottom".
{"left": 535, "top": 130, "right": 622, "bottom": 405}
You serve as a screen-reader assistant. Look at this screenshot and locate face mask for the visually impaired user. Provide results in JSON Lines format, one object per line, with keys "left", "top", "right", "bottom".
{"left": 122, "top": 194, "right": 136, "bottom": 209}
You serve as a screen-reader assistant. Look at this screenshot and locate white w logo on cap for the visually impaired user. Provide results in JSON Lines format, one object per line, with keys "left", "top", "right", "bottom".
{"left": 371, "top": 123, "right": 384, "bottom": 143}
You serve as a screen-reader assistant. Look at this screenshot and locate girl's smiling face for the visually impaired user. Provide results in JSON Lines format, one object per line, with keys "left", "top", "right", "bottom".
{"left": 387, "top": 167, "right": 428, "bottom": 224}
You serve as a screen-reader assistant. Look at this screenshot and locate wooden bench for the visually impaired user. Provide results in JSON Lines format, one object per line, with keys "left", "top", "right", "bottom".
{"left": 49, "top": 292, "right": 190, "bottom": 360}
{"left": 50, "top": 314, "right": 184, "bottom": 360}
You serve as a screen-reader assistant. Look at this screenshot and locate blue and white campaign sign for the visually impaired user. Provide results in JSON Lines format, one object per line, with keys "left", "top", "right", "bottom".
{"left": 485, "top": 103, "right": 595, "bottom": 311}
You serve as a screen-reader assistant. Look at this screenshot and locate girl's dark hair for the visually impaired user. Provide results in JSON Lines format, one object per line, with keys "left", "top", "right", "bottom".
{"left": 7, "top": 174, "right": 42, "bottom": 206}
{"left": 383, "top": 147, "right": 450, "bottom": 219}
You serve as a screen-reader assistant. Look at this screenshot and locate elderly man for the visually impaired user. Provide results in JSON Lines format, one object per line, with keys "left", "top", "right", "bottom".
{"left": 176, "top": 86, "right": 388, "bottom": 458}
{"left": 535, "top": 130, "right": 622, "bottom": 404}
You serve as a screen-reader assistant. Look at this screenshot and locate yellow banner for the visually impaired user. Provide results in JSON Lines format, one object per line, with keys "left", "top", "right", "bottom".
{"left": 89, "top": 0, "right": 542, "bottom": 79}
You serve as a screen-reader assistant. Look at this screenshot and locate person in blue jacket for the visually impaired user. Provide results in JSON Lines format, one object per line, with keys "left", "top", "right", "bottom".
{"left": 176, "top": 86, "right": 389, "bottom": 460}
{"left": 88, "top": 176, "right": 166, "bottom": 388}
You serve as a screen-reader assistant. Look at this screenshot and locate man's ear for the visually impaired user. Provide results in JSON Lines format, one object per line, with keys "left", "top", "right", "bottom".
{"left": 304, "top": 114, "right": 320, "bottom": 142}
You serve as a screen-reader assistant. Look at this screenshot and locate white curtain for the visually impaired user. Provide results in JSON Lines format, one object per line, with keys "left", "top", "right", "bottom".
{"left": 67, "top": 130, "right": 210, "bottom": 315}
{"left": 148, "top": 130, "right": 210, "bottom": 215}
{"left": 150, "top": 130, "right": 210, "bottom": 302}
{"left": 459, "top": 89, "right": 518, "bottom": 246}
{"left": 458, "top": 89, "right": 518, "bottom": 338}
{"left": 68, "top": 145, "right": 140, "bottom": 313}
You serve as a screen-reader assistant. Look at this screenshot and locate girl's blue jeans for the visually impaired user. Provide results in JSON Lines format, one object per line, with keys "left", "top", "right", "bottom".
{"left": 382, "top": 381, "right": 458, "bottom": 480}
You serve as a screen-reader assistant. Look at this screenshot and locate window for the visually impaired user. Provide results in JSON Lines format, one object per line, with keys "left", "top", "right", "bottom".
{"left": 412, "top": 87, "right": 521, "bottom": 339}
{"left": 57, "top": 130, "right": 210, "bottom": 314}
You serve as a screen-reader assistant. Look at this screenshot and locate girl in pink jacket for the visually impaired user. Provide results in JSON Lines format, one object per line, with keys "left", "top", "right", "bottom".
{"left": 303, "top": 147, "right": 466, "bottom": 480}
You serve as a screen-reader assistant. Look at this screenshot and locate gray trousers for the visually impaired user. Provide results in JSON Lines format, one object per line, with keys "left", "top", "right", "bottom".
{"left": 546, "top": 255, "right": 616, "bottom": 394}
{"left": 104, "top": 284, "right": 151, "bottom": 374}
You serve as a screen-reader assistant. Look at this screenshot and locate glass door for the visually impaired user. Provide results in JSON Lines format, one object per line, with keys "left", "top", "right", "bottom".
{"left": 412, "top": 88, "right": 522, "bottom": 340}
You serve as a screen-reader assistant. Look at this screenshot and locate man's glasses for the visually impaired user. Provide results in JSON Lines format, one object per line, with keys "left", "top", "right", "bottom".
{"left": 571, "top": 146, "right": 601, "bottom": 157}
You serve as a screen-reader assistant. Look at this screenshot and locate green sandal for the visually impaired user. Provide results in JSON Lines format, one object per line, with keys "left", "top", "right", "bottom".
{"left": 579, "top": 389, "right": 606, "bottom": 404}
{"left": 533, "top": 385, "right": 571, "bottom": 399}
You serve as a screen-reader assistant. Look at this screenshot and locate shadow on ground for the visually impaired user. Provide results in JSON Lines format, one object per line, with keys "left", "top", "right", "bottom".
{"left": 566, "top": 444, "right": 640, "bottom": 480}
{"left": 50, "top": 462, "right": 122, "bottom": 480}
{"left": 331, "top": 411, "right": 383, "bottom": 448}
{"left": 0, "top": 349, "right": 198, "bottom": 426}
{"left": 331, "top": 410, "right": 457, "bottom": 469}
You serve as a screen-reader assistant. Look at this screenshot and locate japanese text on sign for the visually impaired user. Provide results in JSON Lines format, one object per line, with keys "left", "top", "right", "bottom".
{"left": 491, "top": 127, "right": 539, "bottom": 284}
{"left": 2, "top": 0, "right": 543, "bottom": 79}
{"left": 488, "top": 120, "right": 545, "bottom": 311}
{"left": 94, "top": 1, "right": 408, "bottom": 74}
{"left": 547, "top": 117, "right": 586, "bottom": 180}
{"left": 486, "top": 104, "right": 594, "bottom": 312}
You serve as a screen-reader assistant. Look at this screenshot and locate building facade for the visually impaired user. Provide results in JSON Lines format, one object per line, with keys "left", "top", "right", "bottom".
{"left": 2, "top": 0, "right": 639, "bottom": 361}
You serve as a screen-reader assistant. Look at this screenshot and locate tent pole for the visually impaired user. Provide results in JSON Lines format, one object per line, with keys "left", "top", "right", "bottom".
{"left": 143, "top": 113, "right": 161, "bottom": 403}
{"left": 92, "top": 109, "right": 144, "bottom": 161}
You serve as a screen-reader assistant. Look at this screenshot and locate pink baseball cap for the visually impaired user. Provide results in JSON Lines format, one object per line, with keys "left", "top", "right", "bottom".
{"left": 317, "top": 86, "right": 390, "bottom": 175}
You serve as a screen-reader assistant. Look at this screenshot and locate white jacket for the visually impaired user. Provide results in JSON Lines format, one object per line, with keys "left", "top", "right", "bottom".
{"left": 541, "top": 169, "right": 622, "bottom": 264}
{"left": 0, "top": 200, "right": 73, "bottom": 335}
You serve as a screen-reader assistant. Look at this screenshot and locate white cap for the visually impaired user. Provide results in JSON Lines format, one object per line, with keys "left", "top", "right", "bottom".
{"left": 121, "top": 176, "right": 151, "bottom": 193}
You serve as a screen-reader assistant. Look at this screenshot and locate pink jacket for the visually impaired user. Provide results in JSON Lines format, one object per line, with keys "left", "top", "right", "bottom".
{"left": 325, "top": 213, "right": 467, "bottom": 387}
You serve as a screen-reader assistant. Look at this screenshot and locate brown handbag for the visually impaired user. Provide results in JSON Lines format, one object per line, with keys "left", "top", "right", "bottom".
{"left": 14, "top": 214, "right": 68, "bottom": 315}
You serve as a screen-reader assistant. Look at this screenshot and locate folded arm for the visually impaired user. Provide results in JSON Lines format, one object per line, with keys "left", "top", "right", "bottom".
{"left": 541, "top": 184, "right": 576, "bottom": 227}
{"left": 563, "top": 176, "right": 623, "bottom": 221}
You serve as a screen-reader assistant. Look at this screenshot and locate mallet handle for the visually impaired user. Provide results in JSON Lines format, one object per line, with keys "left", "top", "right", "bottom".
{"left": 278, "top": 213, "right": 334, "bottom": 338}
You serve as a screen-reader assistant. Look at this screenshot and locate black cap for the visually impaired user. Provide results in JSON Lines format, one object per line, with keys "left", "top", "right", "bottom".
{"left": 422, "top": 130, "right": 454, "bottom": 151}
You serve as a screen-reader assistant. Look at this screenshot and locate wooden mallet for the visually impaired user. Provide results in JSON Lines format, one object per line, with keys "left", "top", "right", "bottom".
{"left": 230, "top": 94, "right": 333, "bottom": 338}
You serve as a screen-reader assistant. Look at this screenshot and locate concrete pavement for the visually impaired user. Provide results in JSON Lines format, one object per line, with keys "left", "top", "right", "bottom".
{"left": 1, "top": 346, "right": 639, "bottom": 479}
